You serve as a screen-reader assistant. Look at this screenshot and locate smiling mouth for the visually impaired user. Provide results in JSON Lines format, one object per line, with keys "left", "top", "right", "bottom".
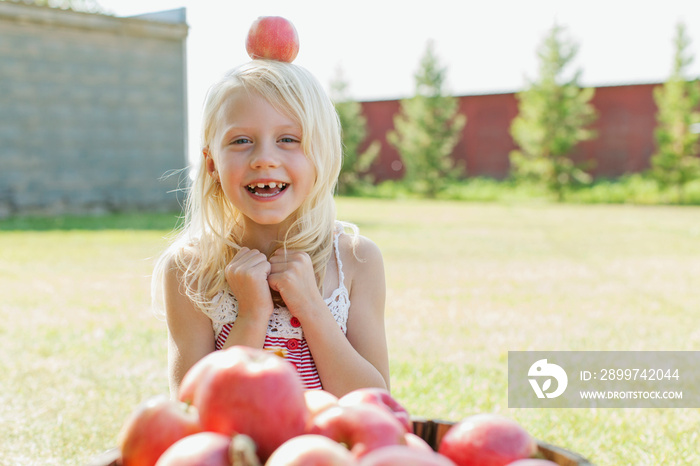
{"left": 246, "top": 182, "right": 289, "bottom": 197}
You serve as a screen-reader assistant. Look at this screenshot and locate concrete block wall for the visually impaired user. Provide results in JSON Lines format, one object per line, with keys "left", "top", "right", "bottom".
{"left": 0, "top": 3, "right": 188, "bottom": 216}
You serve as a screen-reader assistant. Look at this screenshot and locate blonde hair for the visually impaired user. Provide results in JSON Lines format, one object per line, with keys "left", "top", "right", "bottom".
{"left": 153, "top": 60, "right": 343, "bottom": 315}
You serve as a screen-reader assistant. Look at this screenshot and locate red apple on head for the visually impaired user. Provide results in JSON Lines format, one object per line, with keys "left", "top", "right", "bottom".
{"left": 188, "top": 346, "right": 308, "bottom": 461}
{"left": 359, "top": 445, "right": 457, "bottom": 466}
{"left": 118, "top": 395, "right": 201, "bottom": 466}
{"left": 246, "top": 16, "right": 300, "bottom": 62}
{"left": 438, "top": 414, "right": 537, "bottom": 466}
{"left": 308, "top": 404, "right": 406, "bottom": 458}
{"left": 266, "top": 435, "right": 356, "bottom": 466}
{"left": 154, "top": 432, "right": 232, "bottom": 466}
{"left": 338, "top": 387, "right": 413, "bottom": 433}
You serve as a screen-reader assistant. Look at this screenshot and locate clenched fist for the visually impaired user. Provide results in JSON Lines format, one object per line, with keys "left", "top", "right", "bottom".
{"left": 268, "top": 250, "right": 324, "bottom": 318}
{"left": 225, "top": 247, "right": 274, "bottom": 321}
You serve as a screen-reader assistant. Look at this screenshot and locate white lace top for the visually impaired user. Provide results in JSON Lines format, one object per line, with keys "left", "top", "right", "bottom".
{"left": 202, "top": 225, "right": 350, "bottom": 389}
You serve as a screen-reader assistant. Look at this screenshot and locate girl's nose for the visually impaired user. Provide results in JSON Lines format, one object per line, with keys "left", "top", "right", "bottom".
{"left": 249, "top": 143, "right": 280, "bottom": 169}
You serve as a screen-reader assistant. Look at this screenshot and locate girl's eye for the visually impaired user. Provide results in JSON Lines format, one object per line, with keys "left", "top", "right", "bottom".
{"left": 231, "top": 138, "right": 251, "bottom": 145}
{"left": 279, "top": 137, "right": 300, "bottom": 143}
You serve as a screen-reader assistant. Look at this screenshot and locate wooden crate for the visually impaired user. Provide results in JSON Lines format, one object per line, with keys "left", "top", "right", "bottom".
{"left": 412, "top": 418, "right": 594, "bottom": 466}
{"left": 89, "top": 418, "right": 594, "bottom": 466}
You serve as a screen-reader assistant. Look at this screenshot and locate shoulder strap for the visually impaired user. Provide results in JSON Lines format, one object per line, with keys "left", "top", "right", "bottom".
{"left": 333, "top": 227, "right": 345, "bottom": 286}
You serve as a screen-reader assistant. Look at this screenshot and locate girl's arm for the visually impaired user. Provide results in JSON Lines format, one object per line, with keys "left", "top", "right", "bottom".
{"left": 269, "top": 235, "right": 389, "bottom": 397}
{"left": 163, "top": 258, "right": 216, "bottom": 397}
{"left": 220, "top": 247, "right": 275, "bottom": 350}
{"left": 164, "top": 246, "right": 280, "bottom": 397}
{"left": 341, "top": 235, "right": 390, "bottom": 391}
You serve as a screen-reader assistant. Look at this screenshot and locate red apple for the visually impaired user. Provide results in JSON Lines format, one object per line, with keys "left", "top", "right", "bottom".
{"left": 118, "top": 395, "right": 201, "bottom": 466}
{"left": 404, "top": 432, "right": 434, "bottom": 452}
{"left": 338, "top": 387, "right": 413, "bottom": 433}
{"left": 154, "top": 432, "right": 232, "bottom": 466}
{"left": 506, "top": 460, "right": 558, "bottom": 466}
{"left": 245, "top": 16, "right": 300, "bottom": 62}
{"left": 308, "top": 404, "right": 406, "bottom": 458}
{"left": 438, "top": 414, "right": 537, "bottom": 466}
{"left": 266, "top": 434, "right": 356, "bottom": 466}
{"left": 305, "top": 389, "right": 339, "bottom": 416}
{"left": 178, "top": 349, "right": 232, "bottom": 405}
{"left": 359, "top": 445, "right": 457, "bottom": 466}
{"left": 190, "top": 346, "right": 308, "bottom": 461}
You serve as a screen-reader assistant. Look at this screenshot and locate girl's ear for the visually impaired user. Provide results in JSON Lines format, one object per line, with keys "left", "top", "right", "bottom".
{"left": 203, "top": 147, "right": 219, "bottom": 181}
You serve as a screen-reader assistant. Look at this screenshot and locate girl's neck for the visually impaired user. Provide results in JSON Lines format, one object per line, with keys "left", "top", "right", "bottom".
{"left": 238, "top": 220, "right": 290, "bottom": 257}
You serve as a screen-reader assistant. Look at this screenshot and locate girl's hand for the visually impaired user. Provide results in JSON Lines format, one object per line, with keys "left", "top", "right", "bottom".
{"left": 268, "top": 249, "right": 324, "bottom": 317}
{"left": 225, "top": 247, "right": 274, "bottom": 322}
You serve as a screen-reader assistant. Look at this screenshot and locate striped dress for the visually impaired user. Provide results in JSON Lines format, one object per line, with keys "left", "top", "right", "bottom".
{"left": 204, "top": 229, "right": 350, "bottom": 390}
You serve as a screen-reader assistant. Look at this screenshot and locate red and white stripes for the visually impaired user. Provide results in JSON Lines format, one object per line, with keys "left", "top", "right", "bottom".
{"left": 215, "top": 323, "right": 323, "bottom": 390}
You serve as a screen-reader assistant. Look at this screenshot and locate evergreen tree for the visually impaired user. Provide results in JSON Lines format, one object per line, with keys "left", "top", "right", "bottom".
{"left": 509, "top": 24, "right": 597, "bottom": 201}
{"left": 651, "top": 22, "right": 700, "bottom": 202}
{"left": 330, "top": 68, "right": 380, "bottom": 196}
{"left": 387, "top": 41, "right": 466, "bottom": 198}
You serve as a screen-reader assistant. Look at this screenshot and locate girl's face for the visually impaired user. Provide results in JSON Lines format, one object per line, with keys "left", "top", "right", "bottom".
{"left": 205, "top": 89, "right": 315, "bottom": 230}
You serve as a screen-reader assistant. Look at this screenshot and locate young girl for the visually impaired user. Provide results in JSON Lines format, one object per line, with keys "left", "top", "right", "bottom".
{"left": 152, "top": 59, "right": 390, "bottom": 398}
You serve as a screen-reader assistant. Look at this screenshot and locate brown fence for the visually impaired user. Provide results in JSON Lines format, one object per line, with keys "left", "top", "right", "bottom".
{"left": 360, "top": 82, "right": 661, "bottom": 181}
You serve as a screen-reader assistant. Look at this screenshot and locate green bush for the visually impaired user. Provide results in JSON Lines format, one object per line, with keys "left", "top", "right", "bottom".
{"left": 566, "top": 174, "right": 700, "bottom": 205}
{"left": 351, "top": 175, "right": 700, "bottom": 205}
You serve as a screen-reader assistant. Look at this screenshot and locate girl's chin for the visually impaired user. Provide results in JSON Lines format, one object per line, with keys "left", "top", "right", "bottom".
{"left": 240, "top": 212, "right": 298, "bottom": 229}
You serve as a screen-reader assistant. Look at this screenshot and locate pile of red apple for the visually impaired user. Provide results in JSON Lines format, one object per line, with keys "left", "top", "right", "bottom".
{"left": 117, "top": 346, "right": 559, "bottom": 466}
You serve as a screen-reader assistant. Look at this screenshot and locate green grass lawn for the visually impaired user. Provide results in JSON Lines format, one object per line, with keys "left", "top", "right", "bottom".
{"left": 1, "top": 200, "right": 699, "bottom": 465}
